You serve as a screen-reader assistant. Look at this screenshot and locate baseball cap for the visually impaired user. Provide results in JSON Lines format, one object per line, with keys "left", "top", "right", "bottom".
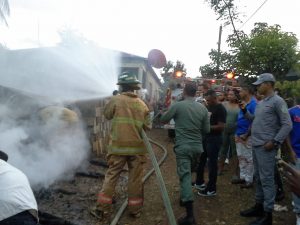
{"left": 252, "top": 73, "right": 276, "bottom": 85}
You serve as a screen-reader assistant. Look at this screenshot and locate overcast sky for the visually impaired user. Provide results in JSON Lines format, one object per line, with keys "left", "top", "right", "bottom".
{"left": 0, "top": 0, "right": 299, "bottom": 78}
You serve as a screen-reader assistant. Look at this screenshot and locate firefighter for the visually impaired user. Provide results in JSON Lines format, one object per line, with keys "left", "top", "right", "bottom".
{"left": 95, "top": 72, "right": 151, "bottom": 223}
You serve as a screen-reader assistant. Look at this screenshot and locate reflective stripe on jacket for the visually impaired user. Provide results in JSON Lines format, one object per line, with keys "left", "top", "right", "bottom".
{"left": 104, "top": 92, "right": 150, "bottom": 155}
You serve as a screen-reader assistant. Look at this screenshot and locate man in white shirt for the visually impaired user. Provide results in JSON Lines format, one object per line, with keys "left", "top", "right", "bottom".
{"left": 0, "top": 150, "right": 39, "bottom": 225}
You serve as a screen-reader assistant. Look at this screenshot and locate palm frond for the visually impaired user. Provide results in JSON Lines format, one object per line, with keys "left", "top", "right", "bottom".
{"left": 0, "top": 0, "right": 10, "bottom": 26}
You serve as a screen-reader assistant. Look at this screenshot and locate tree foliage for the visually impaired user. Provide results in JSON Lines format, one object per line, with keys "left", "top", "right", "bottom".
{"left": 160, "top": 60, "right": 186, "bottom": 89}
{"left": 204, "top": 0, "right": 240, "bottom": 26}
{"left": 228, "top": 23, "right": 300, "bottom": 80}
{"left": 199, "top": 23, "right": 300, "bottom": 82}
{"left": 161, "top": 61, "right": 186, "bottom": 79}
{"left": 275, "top": 80, "right": 300, "bottom": 100}
{"left": 199, "top": 49, "right": 235, "bottom": 78}
{"left": 173, "top": 61, "right": 187, "bottom": 74}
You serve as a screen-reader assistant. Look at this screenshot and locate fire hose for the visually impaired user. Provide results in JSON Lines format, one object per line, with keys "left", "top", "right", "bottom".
{"left": 110, "top": 116, "right": 177, "bottom": 225}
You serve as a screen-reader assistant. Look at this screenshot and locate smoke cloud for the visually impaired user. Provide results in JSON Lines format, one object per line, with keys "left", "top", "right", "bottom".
{"left": 0, "top": 100, "right": 90, "bottom": 189}
{"left": 0, "top": 36, "right": 120, "bottom": 189}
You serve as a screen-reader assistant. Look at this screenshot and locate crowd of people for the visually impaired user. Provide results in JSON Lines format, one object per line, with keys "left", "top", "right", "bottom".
{"left": 1, "top": 71, "right": 300, "bottom": 225}
{"left": 160, "top": 73, "right": 300, "bottom": 225}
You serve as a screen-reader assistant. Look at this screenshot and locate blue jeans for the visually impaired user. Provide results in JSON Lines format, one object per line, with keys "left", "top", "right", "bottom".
{"left": 292, "top": 158, "right": 300, "bottom": 214}
{"left": 0, "top": 211, "right": 38, "bottom": 225}
{"left": 196, "top": 135, "right": 223, "bottom": 192}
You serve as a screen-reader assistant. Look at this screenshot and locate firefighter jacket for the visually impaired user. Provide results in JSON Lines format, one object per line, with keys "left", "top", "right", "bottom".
{"left": 104, "top": 92, "right": 151, "bottom": 155}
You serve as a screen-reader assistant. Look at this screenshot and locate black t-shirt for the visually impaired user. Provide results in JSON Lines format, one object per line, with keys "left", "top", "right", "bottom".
{"left": 207, "top": 103, "right": 227, "bottom": 136}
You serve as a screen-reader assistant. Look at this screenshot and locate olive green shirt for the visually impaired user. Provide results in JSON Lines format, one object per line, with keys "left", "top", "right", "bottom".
{"left": 160, "top": 97, "right": 210, "bottom": 147}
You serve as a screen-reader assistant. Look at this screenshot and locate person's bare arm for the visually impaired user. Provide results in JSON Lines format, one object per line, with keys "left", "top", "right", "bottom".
{"left": 279, "top": 160, "right": 300, "bottom": 197}
{"left": 281, "top": 137, "right": 297, "bottom": 164}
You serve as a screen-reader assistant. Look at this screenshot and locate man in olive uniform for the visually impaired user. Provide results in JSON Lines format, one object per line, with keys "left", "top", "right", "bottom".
{"left": 240, "top": 73, "right": 292, "bottom": 225}
{"left": 96, "top": 72, "right": 151, "bottom": 223}
{"left": 160, "top": 82, "right": 210, "bottom": 225}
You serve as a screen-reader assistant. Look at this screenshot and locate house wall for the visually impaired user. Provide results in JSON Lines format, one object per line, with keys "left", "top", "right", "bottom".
{"left": 121, "top": 61, "right": 161, "bottom": 103}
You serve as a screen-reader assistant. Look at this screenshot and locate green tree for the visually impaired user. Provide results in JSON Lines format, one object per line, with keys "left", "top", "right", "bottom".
{"left": 275, "top": 80, "right": 300, "bottom": 99}
{"left": 204, "top": 0, "right": 240, "bottom": 26}
{"left": 199, "top": 23, "right": 300, "bottom": 82}
{"left": 160, "top": 60, "right": 186, "bottom": 90}
{"left": 173, "top": 60, "right": 187, "bottom": 76}
{"left": 228, "top": 23, "right": 300, "bottom": 80}
{"left": 161, "top": 61, "right": 174, "bottom": 79}
{"left": 161, "top": 61, "right": 186, "bottom": 80}
{"left": 199, "top": 49, "right": 235, "bottom": 78}
{"left": 0, "top": 0, "right": 10, "bottom": 26}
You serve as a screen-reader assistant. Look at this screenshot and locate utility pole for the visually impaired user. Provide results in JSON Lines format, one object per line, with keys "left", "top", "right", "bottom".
{"left": 216, "top": 25, "right": 222, "bottom": 78}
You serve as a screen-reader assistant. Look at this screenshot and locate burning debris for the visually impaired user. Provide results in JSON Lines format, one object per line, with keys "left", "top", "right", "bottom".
{"left": 0, "top": 86, "right": 90, "bottom": 190}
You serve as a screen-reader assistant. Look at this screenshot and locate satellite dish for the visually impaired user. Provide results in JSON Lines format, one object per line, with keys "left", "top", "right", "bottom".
{"left": 147, "top": 49, "right": 167, "bottom": 69}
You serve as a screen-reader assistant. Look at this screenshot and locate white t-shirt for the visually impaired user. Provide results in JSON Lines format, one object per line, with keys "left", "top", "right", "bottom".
{"left": 0, "top": 160, "right": 38, "bottom": 221}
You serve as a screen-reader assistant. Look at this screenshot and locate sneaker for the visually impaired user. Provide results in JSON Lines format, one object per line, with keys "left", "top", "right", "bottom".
{"left": 225, "top": 158, "right": 229, "bottom": 164}
{"left": 197, "top": 189, "right": 216, "bottom": 197}
{"left": 193, "top": 183, "right": 206, "bottom": 191}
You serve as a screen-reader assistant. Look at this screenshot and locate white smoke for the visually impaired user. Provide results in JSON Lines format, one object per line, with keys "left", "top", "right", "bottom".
{"left": 0, "top": 94, "right": 90, "bottom": 189}
{"left": 0, "top": 32, "right": 120, "bottom": 189}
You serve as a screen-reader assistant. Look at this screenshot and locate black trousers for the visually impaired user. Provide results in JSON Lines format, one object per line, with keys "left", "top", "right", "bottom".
{"left": 0, "top": 211, "right": 38, "bottom": 225}
{"left": 196, "top": 135, "right": 223, "bottom": 192}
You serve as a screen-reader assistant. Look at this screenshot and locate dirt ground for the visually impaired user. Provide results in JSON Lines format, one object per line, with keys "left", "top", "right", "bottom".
{"left": 37, "top": 128, "right": 296, "bottom": 225}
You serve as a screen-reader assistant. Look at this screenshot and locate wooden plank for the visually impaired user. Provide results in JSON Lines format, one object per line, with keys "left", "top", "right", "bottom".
{"left": 85, "top": 117, "right": 94, "bottom": 127}
{"left": 95, "top": 107, "right": 102, "bottom": 117}
{"left": 92, "top": 141, "right": 98, "bottom": 153}
{"left": 99, "top": 139, "right": 103, "bottom": 155}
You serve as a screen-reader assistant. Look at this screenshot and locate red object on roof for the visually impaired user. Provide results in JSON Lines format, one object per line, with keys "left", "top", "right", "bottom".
{"left": 148, "top": 49, "right": 167, "bottom": 69}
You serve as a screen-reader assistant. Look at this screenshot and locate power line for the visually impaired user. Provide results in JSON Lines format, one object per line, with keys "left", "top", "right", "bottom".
{"left": 238, "top": 0, "right": 270, "bottom": 30}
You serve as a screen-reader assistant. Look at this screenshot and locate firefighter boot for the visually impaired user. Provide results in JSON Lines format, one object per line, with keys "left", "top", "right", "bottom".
{"left": 240, "top": 203, "right": 264, "bottom": 217}
{"left": 129, "top": 212, "right": 141, "bottom": 218}
{"left": 177, "top": 201, "right": 196, "bottom": 225}
{"left": 128, "top": 204, "right": 142, "bottom": 218}
{"left": 90, "top": 205, "right": 111, "bottom": 225}
{"left": 249, "top": 212, "right": 272, "bottom": 225}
